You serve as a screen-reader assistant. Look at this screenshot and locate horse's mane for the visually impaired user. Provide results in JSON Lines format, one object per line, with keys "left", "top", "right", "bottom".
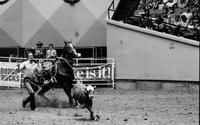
{"left": 55, "top": 56, "right": 74, "bottom": 76}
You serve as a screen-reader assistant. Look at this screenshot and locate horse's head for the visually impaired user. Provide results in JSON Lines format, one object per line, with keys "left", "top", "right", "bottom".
{"left": 63, "top": 40, "right": 81, "bottom": 58}
{"left": 56, "top": 40, "right": 81, "bottom": 76}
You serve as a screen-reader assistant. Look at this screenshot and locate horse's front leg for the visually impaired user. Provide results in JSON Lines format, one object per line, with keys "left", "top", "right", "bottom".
{"left": 60, "top": 75, "right": 74, "bottom": 107}
{"left": 61, "top": 83, "right": 74, "bottom": 107}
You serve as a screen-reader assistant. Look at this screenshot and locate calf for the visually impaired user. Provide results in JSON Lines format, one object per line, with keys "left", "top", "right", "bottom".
{"left": 72, "top": 81, "right": 98, "bottom": 120}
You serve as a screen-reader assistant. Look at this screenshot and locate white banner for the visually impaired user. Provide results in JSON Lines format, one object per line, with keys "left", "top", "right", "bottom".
{"left": 0, "top": 62, "right": 21, "bottom": 88}
{"left": 0, "top": 59, "right": 115, "bottom": 87}
{"left": 74, "top": 64, "right": 114, "bottom": 81}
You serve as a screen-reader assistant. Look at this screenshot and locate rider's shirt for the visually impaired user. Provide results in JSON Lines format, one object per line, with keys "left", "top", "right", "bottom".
{"left": 19, "top": 60, "right": 42, "bottom": 79}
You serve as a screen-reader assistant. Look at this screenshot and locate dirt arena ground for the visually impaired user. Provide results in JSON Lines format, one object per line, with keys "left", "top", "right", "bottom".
{"left": 0, "top": 84, "right": 199, "bottom": 125}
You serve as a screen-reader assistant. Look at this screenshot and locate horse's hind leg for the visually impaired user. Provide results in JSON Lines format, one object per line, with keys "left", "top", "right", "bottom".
{"left": 63, "top": 86, "right": 74, "bottom": 107}
{"left": 38, "top": 83, "right": 53, "bottom": 96}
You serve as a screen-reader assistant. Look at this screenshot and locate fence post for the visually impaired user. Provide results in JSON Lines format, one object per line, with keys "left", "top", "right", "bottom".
{"left": 112, "top": 58, "right": 116, "bottom": 89}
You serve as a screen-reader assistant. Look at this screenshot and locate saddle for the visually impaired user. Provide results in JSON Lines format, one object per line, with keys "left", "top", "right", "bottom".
{"left": 43, "top": 61, "right": 53, "bottom": 71}
{"left": 37, "top": 61, "right": 57, "bottom": 84}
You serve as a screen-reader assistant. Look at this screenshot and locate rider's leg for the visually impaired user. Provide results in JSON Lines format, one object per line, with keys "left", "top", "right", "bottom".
{"left": 22, "top": 96, "right": 30, "bottom": 108}
{"left": 22, "top": 79, "right": 31, "bottom": 108}
{"left": 24, "top": 79, "right": 36, "bottom": 110}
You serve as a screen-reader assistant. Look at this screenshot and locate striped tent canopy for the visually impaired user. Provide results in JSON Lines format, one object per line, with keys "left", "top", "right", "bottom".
{"left": 0, "top": 0, "right": 112, "bottom": 48}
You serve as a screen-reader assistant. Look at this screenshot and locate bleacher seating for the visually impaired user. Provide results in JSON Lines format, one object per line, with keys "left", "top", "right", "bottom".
{"left": 112, "top": 0, "right": 200, "bottom": 41}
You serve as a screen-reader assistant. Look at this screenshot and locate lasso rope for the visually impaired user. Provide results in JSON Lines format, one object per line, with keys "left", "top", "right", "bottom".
{"left": 57, "top": 57, "right": 110, "bottom": 71}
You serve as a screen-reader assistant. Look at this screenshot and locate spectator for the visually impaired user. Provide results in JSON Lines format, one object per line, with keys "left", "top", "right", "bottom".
{"left": 146, "top": 0, "right": 153, "bottom": 9}
{"left": 152, "top": 15, "right": 165, "bottom": 32}
{"left": 153, "top": 0, "right": 163, "bottom": 9}
{"left": 138, "top": 0, "right": 146, "bottom": 10}
{"left": 181, "top": 8, "right": 193, "bottom": 22}
{"left": 166, "top": 0, "right": 177, "bottom": 7}
{"left": 173, "top": 15, "right": 181, "bottom": 36}
{"left": 180, "top": 15, "right": 188, "bottom": 27}
{"left": 163, "top": 0, "right": 169, "bottom": 4}
{"left": 162, "top": 7, "right": 169, "bottom": 18}
{"left": 190, "top": 10, "right": 200, "bottom": 26}
{"left": 166, "top": 0, "right": 177, "bottom": 13}
{"left": 174, "top": 15, "right": 181, "bottom": 25}
{"left": 46, "top": 43, "right": 57, "bottom": 59}
{"left": 34, "top": 41, "right": 45, "bottom": 58}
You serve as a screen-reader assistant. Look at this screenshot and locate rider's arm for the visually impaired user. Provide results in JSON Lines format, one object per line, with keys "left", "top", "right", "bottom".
{"left": 16, "top": 61, "right": 26, "bottom": 72}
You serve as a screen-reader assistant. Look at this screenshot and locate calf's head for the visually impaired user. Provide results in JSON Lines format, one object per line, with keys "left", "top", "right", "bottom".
{"left": 85, "top": 85, "right": 96, "bottom": 100}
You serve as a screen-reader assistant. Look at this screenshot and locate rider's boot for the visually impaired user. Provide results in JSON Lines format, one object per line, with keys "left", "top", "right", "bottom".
{"left": 30, "top": 93, "right": 36, "bottom": 110}
{"left": 22, "top": 97, "right": 30, "bottom": 108}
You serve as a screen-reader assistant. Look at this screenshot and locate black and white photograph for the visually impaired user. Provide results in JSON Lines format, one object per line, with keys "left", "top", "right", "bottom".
{"left": 0, "top": 0, "right": 199, "bottom": 124}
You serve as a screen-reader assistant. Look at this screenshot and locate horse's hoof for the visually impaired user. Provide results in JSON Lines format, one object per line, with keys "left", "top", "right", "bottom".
{"left": 31, "top": 108, "right": 38, "bottom": 111}
{"left": 91, "top": 115, "right": 100, "bottom": 121}
{"left": 30, "top": 106, "right": 36, "bottom": 111}
{"left": 94, "top": 115, "right": 100, "bottom": 121}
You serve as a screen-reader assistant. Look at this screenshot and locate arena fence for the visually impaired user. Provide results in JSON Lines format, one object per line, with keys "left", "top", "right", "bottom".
{"left": 0, "top": 57, "right": 115, "bottom": 88}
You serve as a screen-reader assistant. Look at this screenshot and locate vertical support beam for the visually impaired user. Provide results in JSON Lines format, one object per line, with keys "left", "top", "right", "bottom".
{"left": 112, "top": 58, "right": 116, "bottom": 89}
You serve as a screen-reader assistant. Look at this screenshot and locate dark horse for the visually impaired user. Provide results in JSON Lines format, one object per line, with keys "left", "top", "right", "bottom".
{"left": 37, "top": 45, "right": 77, "bottom": 106}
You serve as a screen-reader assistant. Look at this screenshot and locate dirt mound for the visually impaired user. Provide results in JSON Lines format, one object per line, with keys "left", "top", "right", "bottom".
{"left": 35, "top": 96, "right": 69, "bottom": 108}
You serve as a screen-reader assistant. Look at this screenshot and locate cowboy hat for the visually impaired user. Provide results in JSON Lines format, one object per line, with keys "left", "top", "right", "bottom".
{"left": 36, "top": 41, "right": 43, "bottom": 46}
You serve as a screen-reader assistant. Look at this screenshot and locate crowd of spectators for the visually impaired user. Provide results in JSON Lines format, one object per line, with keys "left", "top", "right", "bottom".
{"left": 129, "top": 0, "right": 200, "bottom": 41}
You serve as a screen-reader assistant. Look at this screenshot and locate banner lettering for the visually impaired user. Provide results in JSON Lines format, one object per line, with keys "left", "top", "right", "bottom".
{"left": 74, "top": 64, "right": 113, "bottom": 81}
{"left": 0, "top": 62, "right": 21, "bottom": 87}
